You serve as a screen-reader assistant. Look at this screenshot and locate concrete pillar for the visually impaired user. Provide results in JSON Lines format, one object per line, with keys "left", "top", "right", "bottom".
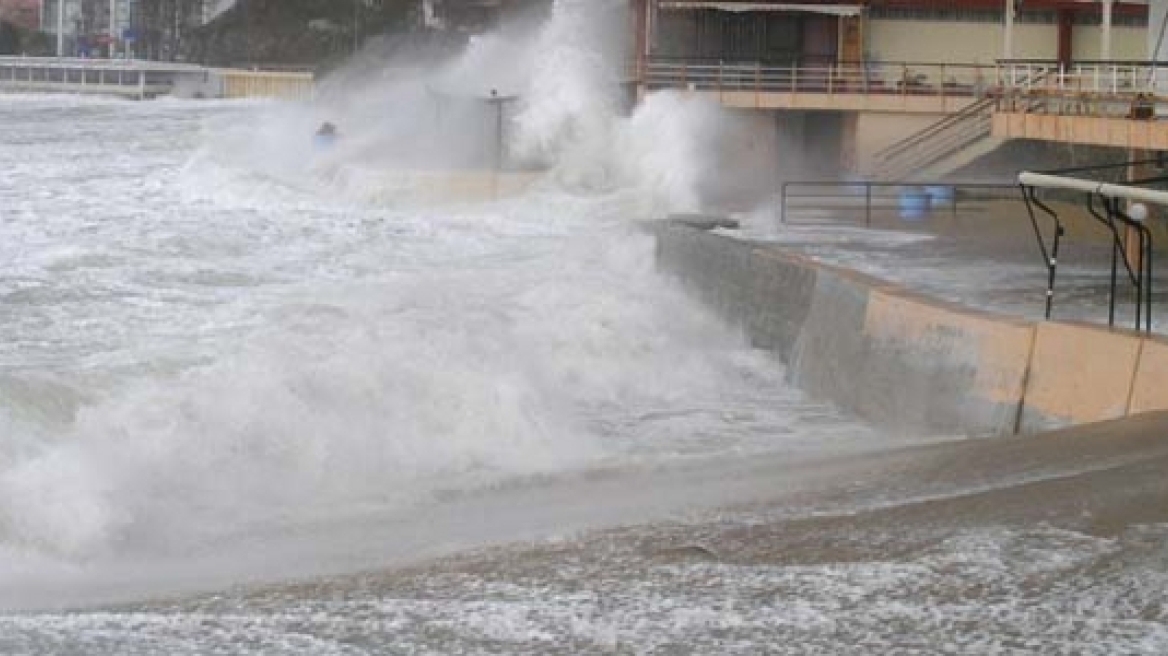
{"left": 1101, "top": 0, "right": 1114, "bottom": 61}
{"left": 631, "top": 0, "right": 652, "bottom": 103}
{"left": 56, "top": 0, "right": 64, "bottom": 57}
{"left": 636, "top": 0, "right": 652, "bottom": 78}
{"left": 109, "top": 0, "right": 117, "bottom": 59}
{"left": 1003, "top": 0, "right": 1015, "bottom": 60}
{"left": 1057, "top": 9, "right": 1073, "bottom": 68}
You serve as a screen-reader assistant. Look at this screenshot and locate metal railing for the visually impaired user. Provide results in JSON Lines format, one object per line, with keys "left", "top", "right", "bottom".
{"left": 0, "top": 56, "right": 209, "bottom": 71}
{"left": 0, "top": 57, "right": 313, "bottom": 100}
{"left": 1020, "top": 164, "right": 1164, "bottom": 332}
{"left": 642, "top": 57, "right": 1168, "bottom": 117}
{"left": 644, "top": 58, "right": 995, "bottom": 98}
{"left": 995, "top": 59, "right": 1168, "bottom": 118}
{"left": 870, "top": 97, "right": 997, "bottom": 181}
{"left": 778, "top": 180, "right": 1023, "bottom": 228}
{"left": 0, "top": 56, "right": 212, "bottom": 98}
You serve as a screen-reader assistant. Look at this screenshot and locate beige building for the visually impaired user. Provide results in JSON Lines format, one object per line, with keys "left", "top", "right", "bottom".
{"left": 631, "top": 0, "right": 1159, "bottom": 182}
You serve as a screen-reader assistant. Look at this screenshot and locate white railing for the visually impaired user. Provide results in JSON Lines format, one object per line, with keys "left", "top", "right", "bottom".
{"left": 0, "top": 56, "right": 208, "bottom": 72}
{"left": 994, "top": 60, "right": 1168, "bottom": 118}
{"left": 643, "top": 57, "right": 1168, "bottom": 120}
{"left": 1000, "top": 60, "right": 1166, "bottom": 96}
{"left": 644, "top": 58, "right": 997, "bottom": 99}
{"left": 0, "top": 56, "right": 217, "bottom": 98}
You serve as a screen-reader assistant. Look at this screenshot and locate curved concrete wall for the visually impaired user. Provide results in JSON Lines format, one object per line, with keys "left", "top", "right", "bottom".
{"left": 654, "top": 220, "right": 1168, "bottom": 437}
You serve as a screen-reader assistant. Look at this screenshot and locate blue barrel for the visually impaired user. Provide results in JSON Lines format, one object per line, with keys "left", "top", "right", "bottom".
{"left": 898, "top": 187, "right": 928, "bottom": 220}
{"left": 925, "top": 184, "right": 955, "bottom": 208}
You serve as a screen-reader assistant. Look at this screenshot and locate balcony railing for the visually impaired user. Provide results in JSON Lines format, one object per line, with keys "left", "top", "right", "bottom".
{"left": 642, "top": 57, "right": 1168, "bottom": 118}
{"left": 644, "top": 58, "right": 996, "bottom": 99}
{"left": 995, "top": 60, "right": 1168, "bottom": 119}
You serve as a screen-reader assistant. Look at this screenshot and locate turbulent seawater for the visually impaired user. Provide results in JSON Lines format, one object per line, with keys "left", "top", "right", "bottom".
{"left": 1, "top": 59, "right": 1167, "bottom": 653}
{"left": 0, "top": 94, "right": 887, "bottom": 612}
{"left": 2, "top": 6, "right": 1168, "bottom": 639}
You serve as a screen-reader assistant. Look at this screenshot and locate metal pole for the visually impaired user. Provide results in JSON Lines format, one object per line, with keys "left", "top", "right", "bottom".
{"left": 110, "top": 0, "right": 117, "bottom": 59}
{"left": 1101, "top": 0, "right": 1114, "bottom": 62}
{"left": 1146, "top": 228, "right": 1154, "bottom": 332}
{"left": 865, "top": 183, "right": 872, "bottom": 227}
{"left": 779, "top": 182, "right": 787, "bottom": 225}
{"left": 1003, "top": 0, "right": 1015, "bottom": 60}
{"left": 1107, "top": 198, "right": 1119, "bottom": 327}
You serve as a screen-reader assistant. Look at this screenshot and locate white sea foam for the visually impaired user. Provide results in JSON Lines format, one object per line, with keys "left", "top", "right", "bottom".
{"left": 0, "top": 90, "right": 876, "bottom": 580}
{"left": 0, "top": 0, "right": 880, "bottom": 609}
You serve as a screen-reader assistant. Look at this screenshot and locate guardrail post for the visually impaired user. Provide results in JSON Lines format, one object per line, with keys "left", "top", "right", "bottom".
{"left": 865, "top": 183, "right": 872, "bottom": 227}
{"left": 779, "top": 182, "right": 788, "bottom": 225}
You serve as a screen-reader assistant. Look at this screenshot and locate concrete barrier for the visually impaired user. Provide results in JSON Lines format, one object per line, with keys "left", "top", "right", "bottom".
{"left": 854, "top": 289, "right": 1032, "bottom": 435}
{"left": 743, "top": 248, "right": 819, "bottom": 360}
{"left": 1128, "top": 335, "right": 1168, "bottom": 414}
{"left": 1019, "top": 322, "right": 1143, "bottom": 433}
{"left": 654, "top": 218, "right": 1168, "bottom": 437}
{"left": 793, "top": 274, "right": 1034, "bottom": 436}
{"left": 654, "top": 223, "right": 770, "bottom": 343}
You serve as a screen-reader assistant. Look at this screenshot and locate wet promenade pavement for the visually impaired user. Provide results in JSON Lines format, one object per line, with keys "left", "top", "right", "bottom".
{"left": 734, "top": 204, "right": 1168, "bottom": 334}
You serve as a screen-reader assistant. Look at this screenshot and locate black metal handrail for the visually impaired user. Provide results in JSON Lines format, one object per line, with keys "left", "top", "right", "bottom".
{"left": 1019, "top": 161, "right": 1159, "bottom": 332}
{"left": 778, "top": 180, "right": 1022, "bottom": 227}
{"left": 1085, "top": 194, "right": 1154, "bottom": 332}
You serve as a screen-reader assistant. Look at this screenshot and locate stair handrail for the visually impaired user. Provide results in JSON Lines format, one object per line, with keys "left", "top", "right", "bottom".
{"left": 872, "top": 67, "right": 1054, "bottom": 179}
{"left": 883, "top": 114, "right": 994, "bottom": 181}
{"left": 873, "top": 95, "right": 995, "bottom": 164}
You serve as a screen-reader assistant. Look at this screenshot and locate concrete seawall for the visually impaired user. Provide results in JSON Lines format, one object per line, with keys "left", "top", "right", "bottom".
{"left": 654, "top": 219, "right": 1168, "bottom": 436}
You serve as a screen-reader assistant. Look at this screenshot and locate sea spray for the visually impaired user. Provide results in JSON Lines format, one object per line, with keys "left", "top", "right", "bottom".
{"left": 509, "top": 0, "right": 626, "bottom": 189}
{"left": 0, "top": 2, "right": 766, "bottom": 565}
{"left": 215, "top": 0, "right": 736, "bottom": 214}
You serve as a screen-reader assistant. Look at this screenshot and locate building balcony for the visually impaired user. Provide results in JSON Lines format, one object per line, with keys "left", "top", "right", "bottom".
{"left": 641, "top": 57, "right": 994, "bottom": 113}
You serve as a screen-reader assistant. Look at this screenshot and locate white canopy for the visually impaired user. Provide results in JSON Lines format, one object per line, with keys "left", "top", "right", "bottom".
{"left": 659, "top": 2, "right": 863, "bottom": 16}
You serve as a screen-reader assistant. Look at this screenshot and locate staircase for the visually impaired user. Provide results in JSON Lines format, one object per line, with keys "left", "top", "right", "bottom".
{"left": 869, "top": 96, "right": 998, "bottom": 182}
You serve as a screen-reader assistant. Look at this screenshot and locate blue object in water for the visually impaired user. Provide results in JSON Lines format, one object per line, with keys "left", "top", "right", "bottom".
{"left": 898, "top": 187, "right": 928, "bottom": 220}
{"left": 925, "top": 185, "right": 955, "bottom": 208}
{"left": 314, "top": 122, "right": 338, "bottom": 150}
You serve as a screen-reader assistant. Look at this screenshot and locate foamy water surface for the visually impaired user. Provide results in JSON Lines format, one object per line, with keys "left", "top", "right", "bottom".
{"left": 0, "top": 93, "right": 891, "bottom": 603}
{"left": 1, "top": 93, "right": 1166, "bottom": 654}
{"left": 2, "top": 10, "right": 1167, "bottom": 645}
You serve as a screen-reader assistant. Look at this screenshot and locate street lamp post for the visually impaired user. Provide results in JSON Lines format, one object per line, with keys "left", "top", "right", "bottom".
{"left": 485, "top": 89, "right": 518, "bottom": 198}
